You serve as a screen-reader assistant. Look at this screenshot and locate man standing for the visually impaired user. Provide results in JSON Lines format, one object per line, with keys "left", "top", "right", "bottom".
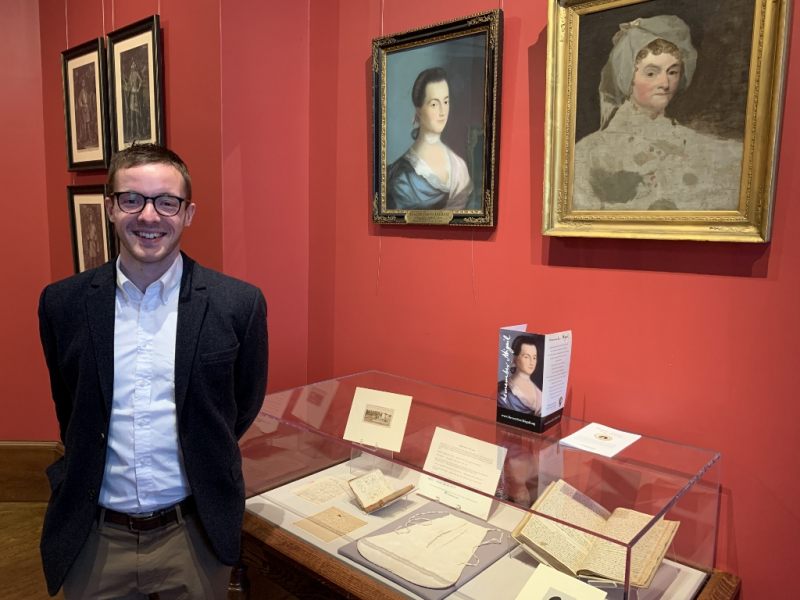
{"left": 38, "top": 144, "right": 268, "bottom": 598}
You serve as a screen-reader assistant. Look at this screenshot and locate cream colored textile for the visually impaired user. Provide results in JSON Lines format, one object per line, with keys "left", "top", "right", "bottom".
{"left": 357, "top": 514, "right": 489, "bottom": 589}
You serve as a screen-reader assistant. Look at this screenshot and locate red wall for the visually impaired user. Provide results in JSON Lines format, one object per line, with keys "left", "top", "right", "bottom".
{"left": 306, "top": 0, "right": 800, "bottom": 597}
{"left": 220, "top": 1, "right": 311, "bottom": 391}
{"left": 0, "top": 0, "right": 56, "bottom": 440}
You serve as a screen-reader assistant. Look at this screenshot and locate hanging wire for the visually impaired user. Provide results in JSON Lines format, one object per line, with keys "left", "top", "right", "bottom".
{"left": 375, "top": 0, "right": 385, "bottom": 296}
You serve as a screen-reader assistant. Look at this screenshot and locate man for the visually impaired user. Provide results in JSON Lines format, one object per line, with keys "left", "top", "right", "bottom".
{"left": 38, "top": 144, "right": 268, "bottom": 598}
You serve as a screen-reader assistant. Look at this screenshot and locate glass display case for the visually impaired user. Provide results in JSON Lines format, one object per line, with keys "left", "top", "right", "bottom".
{"left": 239, "top": 371, "right": 724, "bottom": 600}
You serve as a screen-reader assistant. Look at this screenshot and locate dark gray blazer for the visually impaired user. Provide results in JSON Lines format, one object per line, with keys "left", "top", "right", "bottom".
{"left": 37, "top": 254, "right": 268, "bottom": 595}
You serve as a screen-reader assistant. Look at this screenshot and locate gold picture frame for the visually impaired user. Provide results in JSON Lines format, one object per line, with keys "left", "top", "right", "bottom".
{"left": 542, "top": 0, "right": 790, "bottom": 242}
{"left": 372, "top": 10, "right": 503, "bottom": 227}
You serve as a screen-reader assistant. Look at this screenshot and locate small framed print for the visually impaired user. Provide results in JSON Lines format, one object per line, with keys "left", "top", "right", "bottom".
{"left": 107, "top": 15, "right": 165, "bottom": 151}
{"left": 372, "top": 10, "right": 503, "bottom": 226}
{"left": 68, "top": 186, "right": 116, "bottom": 273}
{"left": 61, "top": 38, "right": 110, "bottom": 170}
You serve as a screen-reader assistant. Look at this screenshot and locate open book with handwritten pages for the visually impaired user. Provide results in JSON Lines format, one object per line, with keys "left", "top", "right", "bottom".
{"left": 348, "top": 469, "right": 414, "bottom": 514}
{"left": 512, "top": 479, "right": 679, "bottom": 588}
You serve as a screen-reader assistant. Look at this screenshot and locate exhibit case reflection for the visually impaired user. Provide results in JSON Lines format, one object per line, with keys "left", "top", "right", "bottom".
{"left": 239, "top": 371, "right": 724, "bottom": 600}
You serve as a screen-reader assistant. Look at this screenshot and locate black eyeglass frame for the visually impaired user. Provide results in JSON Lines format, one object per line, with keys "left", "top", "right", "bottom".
{"left": 109, "top": 191, "right": 188, "bottom": 217}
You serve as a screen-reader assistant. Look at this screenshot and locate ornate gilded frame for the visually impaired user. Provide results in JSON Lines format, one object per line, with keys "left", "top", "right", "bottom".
{"left": 542, "top": 0, "right": 790, "bottom": 242}
{"left": 372, "top": 10, "right": 503, "bottom": 227}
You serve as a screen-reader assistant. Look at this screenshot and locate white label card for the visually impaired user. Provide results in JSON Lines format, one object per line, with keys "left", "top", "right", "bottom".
{"left": 515, "top": 564, "right": 607, "bottom": 600}
{"left": 417, "top": 427, "right": 507, "bottom": 520}
{"left": 559, "top": 423, "right": 641, "bottom": 458}
{"left": 542, "top": 330, "right": 572, "bottom": 414}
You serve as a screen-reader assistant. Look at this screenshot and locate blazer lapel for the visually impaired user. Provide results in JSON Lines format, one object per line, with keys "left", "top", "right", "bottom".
{"left": 174, "top": 254, "right": 208, "bottom": 419}
{"left": 85, "top": 262, "right": 117, "bottom": 418}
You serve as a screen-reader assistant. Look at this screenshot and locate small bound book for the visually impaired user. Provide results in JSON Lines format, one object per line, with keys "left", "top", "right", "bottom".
{"left": 512, "top": 479, "right": 679, "bottom": 589}
{"left": 348, "top": 469, "right": 414, "bottom": 514}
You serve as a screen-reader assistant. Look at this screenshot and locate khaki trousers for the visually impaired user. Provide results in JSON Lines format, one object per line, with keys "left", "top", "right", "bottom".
{"left": 62, "top": 508, "right": 231, "bottom": 599}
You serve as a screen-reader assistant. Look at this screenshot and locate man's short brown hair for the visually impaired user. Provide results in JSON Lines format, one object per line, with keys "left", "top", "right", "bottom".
{"left": 106, "top": 144, "right": 192, "bottom": 200}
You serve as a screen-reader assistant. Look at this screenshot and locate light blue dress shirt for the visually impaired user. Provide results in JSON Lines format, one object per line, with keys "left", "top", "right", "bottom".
{"left": 99, "top": 255, "right": 191, "bottom": 514}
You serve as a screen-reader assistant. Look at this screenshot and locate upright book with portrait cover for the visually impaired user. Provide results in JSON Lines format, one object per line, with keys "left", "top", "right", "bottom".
{"left": 496, "top": 325, "right": 572, "bottom": 433}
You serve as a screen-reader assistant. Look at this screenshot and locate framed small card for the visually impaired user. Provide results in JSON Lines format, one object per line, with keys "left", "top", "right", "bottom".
{"left": 107, "top": 15, "right": 165, "bottom": 151}
{"left": 342, "top": 387, "right": 412, "bottom": 452}
{"left": 61, "top": 38, "right": 110, "bottom": 170}
{"left": 68, "top": 185, "right": 116, "bottom": 273}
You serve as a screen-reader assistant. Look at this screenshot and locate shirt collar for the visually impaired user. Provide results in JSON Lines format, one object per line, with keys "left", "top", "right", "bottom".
{"left": 115, "top": 254, "right": 183, "bottom": 305}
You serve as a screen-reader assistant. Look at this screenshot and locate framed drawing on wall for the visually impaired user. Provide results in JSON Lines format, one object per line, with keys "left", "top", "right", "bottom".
{"left": 372, "top": 10, "right": 502, "bottom": 226}
{"left": 107, "top": 15, "right": 165, "bottom": 152}
{"left": 68, "top": 186, "right": 116, "bottom": 273}
{"left": 542, "top": 0, "right": 790, "bottom": 242}
{"left": 61, "top": 38, "right": 109, "bottom": 170}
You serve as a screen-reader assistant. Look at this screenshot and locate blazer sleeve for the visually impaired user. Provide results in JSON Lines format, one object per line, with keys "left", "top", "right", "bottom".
{"left": 38, "top": 286, "right": 72, "bottom": 443}
{"left": 233, "top": 288, "right": 268, "bottom": 438}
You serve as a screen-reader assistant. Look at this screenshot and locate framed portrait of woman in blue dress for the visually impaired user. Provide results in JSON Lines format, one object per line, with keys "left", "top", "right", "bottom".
{"left": 372, "top": 11, "right": 502, "bottom": 227}
{"left": 543, "top": 0, "right": 790, "bottom": 242}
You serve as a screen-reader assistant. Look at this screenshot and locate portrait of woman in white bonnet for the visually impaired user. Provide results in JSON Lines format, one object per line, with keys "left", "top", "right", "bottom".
{"left": 572, "top": 13, "right": 747, "bottom": 211}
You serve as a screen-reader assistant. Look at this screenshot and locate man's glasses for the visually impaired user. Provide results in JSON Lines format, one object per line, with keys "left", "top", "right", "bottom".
{"left": 110, "top": 192, "right": 186, "bottom": 217}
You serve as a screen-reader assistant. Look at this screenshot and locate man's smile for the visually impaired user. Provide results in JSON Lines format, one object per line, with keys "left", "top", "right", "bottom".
{"left": 134, "top": 231, "right": 166, "bottom": 240}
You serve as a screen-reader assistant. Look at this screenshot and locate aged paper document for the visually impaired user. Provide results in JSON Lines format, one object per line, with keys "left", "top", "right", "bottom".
{"left": 294, "top": 476, "right": 351, "bottom": 505}
{"left": 295, "top": 507, "right": 367, "bottom": 543}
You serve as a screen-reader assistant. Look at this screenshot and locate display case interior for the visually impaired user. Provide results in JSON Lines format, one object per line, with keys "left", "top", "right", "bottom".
{"left": 240, "top": 371, "right": 721, "bottom": 599}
